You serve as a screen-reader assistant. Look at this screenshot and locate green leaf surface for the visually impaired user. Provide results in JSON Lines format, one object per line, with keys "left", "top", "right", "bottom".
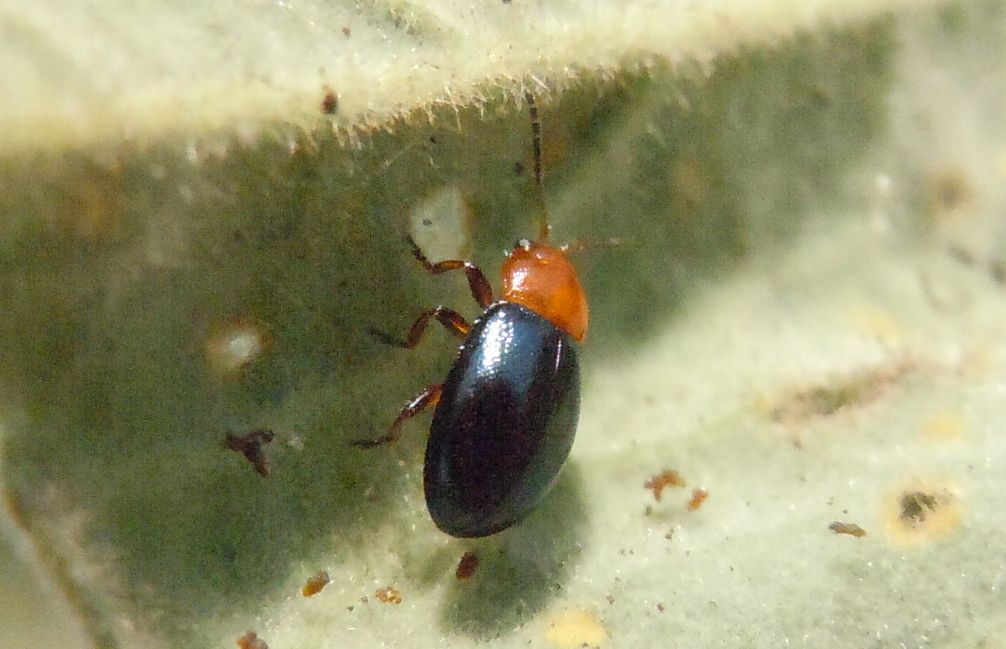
{"left": 2, "top": 0, "right": 1005, "bottom": 647}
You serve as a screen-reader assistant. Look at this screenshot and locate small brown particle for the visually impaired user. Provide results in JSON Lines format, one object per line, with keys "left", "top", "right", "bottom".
{"left": 605, "top": 594, "right": 615, "bottom": 605}
{"left": 341, "top": 26, "right": 351, "bottom": 37}
{"left": 644, "top": 469, "right": 686, "bottom": 502}
{"left": 687, "top": 488, "right": 709, "bottom": 511}
{"left": 237, "top": 631, "right": 268, "bottom": 649}
{"left": 321, "top": 88, "right": 338, "bottom": 114}
{"left": 656, "top": 602, "right": 666, "bottom": 613}
{"left": 900, "top": 491, "right": 939, "bottom": 522}
{"left": 225, "top": 429, "right": 274, "bottom": 477}
{"left": 455, "top": 551, "right": 480, "bottom": 580}
{"left": 927, "top": 168, "right": 974, "bottom": 219}
{"left": 302, "top": 571, "right": 330, "bottom": 597}
{"left": 829, "top": 521, "right": 867, "bottom": 537}
{"left": 375, "top": 586, "right": 402, "bottom": 604}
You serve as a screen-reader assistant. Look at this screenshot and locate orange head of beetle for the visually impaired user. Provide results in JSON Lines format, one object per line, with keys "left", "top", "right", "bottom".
{"left": 501, "top": 240, "right": 588, "bottom": 341}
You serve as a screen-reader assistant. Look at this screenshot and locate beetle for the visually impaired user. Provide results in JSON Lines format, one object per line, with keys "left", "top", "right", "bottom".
{"left": 354, "top": 93, "right": 588, "bottom": 538}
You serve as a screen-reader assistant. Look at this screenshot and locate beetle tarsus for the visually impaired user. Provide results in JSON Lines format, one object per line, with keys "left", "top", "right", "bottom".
{"left": 368, "top": 327, "right": 406, "bottom": 348}
{"left": 352, "top": 384, "right": 443, "bottom": 449}
{"left": 349, "top": 433, "right": 397, "bottom": 449}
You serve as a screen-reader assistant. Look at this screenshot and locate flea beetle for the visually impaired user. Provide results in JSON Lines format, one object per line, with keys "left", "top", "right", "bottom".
{"left": 355, "top": 93, "right": 587, "bottom": 538}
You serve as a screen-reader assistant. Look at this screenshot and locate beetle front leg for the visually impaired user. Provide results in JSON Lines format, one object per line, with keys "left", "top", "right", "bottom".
{"left": 406, "top": 237, "right": 493, "bottom": 309}
{"left": 369, "top": 306, "right": 470, "bottom": 349}
{"left": 351, "top": 384, "right": 443, "bottom": 448}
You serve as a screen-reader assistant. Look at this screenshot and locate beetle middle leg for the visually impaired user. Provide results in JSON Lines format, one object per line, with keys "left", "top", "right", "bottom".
{"left": 406, "top": 236, "right": 493, "bottom": 308}
{"left": 369, "top": 306, "right": 470, "bottom": 348}
{"left": 351, "top": 384, "right": 443, "bottom": 448}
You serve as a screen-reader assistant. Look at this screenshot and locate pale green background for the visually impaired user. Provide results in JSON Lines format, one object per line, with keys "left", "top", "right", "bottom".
{"left": 1, "top": 1, "right": 1004, "bottom": 648}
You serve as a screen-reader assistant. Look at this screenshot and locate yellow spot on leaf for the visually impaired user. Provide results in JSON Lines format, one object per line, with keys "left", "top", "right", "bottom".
{"left": 922, "top": 413, "right": 966, "bottom": 442}
{"left": 851, "top": 307, "right": 901, "bottom": 343}
{"left": 545, "top": 609, "right": 607, "bottom": 648}
{"left": 884, "top": 480, "right": 962, "bottom": 546}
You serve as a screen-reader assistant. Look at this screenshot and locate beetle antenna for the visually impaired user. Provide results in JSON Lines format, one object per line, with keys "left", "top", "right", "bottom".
{"left": 524, "top": 92, "right": 551, "bottom": 242}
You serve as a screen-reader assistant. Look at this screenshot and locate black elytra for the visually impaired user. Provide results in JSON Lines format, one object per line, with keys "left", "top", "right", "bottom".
{"left": 424, "top": 302, "right": 580, "bottom": 538}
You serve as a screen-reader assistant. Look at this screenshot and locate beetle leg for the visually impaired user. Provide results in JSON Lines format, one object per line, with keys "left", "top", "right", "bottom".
{"left": 369, "top": 306, "right": 470, "bottom": 349}
{"left": 406, "top": 236, "right": 493, "bottom": 308}
{"left": 351, "top": 384, "right": 443, "bottom": 448}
